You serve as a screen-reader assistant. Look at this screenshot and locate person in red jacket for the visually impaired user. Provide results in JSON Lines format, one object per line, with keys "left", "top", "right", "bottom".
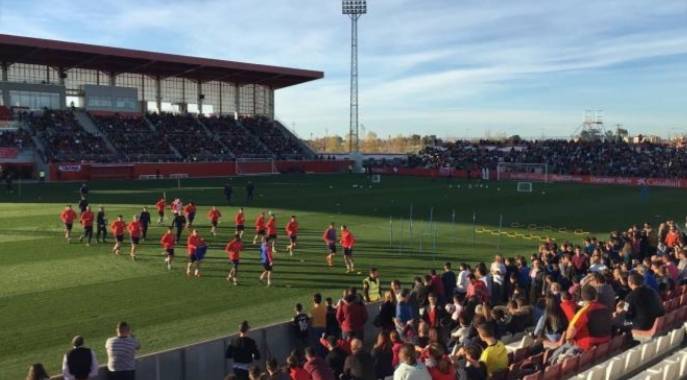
{"left": 110, "top": 215, "right": 126, "bottom": 256}
{"left": 186, "top": 229, "right": 206, "bottom": 278}
{"left": 160, "top": 227, "right": 176, "bottom": 270}
{"left": 184, "top": 202, "right": 197, "bottom": 228}
{"left": 127, "top": 215, "right": 142, "bottom": 260}
{"left": 323, "top": 223, "right": 338, "bottom": 268}
{"left": 155, "top": 197, "right": 166, "bottom": 224}
{"left": 252, "top": 211, "right": 266, "bottom": 245}
{"left": 235, "top": 207, "right": 246, "bottom": 238}
{"left": 285, "top": 215, "right": 299, "bottom": 256}
{"left": 225, "top": 233, "right": 243, "bottom": 285}
{"left": 208, "top": 206, "right": 222, "bottom": 236}
{"left": 266, "top": 212, "right": 278, "bottom": 253}
{"left": 340, "top": 225, "right": 356, "bottom": 273}
{"left": 79, "top": 206, "right": 95, "bottom": 246}
{"left": 336, "top": 294, "right": 368, "bottom": 340}
{"left": 60, "top": 205, "right": 77, "bottom": 243}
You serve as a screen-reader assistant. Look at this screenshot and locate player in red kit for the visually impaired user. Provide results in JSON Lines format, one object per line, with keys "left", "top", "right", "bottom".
{"left": 60, "top": 205, "right": 77, "bottom": 243}
{"left": 266, "top": 212, "right": 278, "bottom": 253}
{"left": 208, "top": 206, "right": 222, "bottom": 236}
{"left": 110, "top": 215, "right": 126, "bottom": 256}
{"left": 79, "top": 206, "right": 95, "bottom": 246}
{"left": 186, "top": 229, "right": 207, "bottom": 278}
{"left": 235, "top": 208, "right": 246, "bottom": 238}
{"left": 127, "top": 215, "right": 142, "bottom": 260}
{"left": 155, "top": 197, "right": 166, "bottom": 224}
{"left": 184, "top": 202, "right": 197, "bottom": 228}
{"left": 285, "top": 215, "right": 299, "bottom": 256}
{"left": 224, "top": 233, "right": 243, "bottom": 285}
{"left": 160, "top": 227, "right": 176, "bottom": 270}
{"left": 252, "top": 211, "right": 266, "bottom": 244}
{"left": 340, "top": 225, "right": 356, "bottom": 273}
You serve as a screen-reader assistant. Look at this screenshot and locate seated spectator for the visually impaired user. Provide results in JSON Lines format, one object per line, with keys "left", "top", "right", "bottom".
{"left": 287, "top": 354, "right": 311, "bottom": 380}
{"left": 534, "top": 295, "right": 568, "bottom": 348}
{"left": 304, "top": 347, "right": 335, "bottom": 380}
{"left": 455, "top": 344, "right": 486, "bottom": 380}
{"left": 264, "top": 358, "right": 289, "bottom": 380}
{"left": 425, "top": 344, "right": 455, "bottom": 380}
{"left": 564, "top": 285, "right": 612, "bottom": 351}
{"left": 625, "top": 272, "right": 664, "bottom": 330}
{"left": 393, "top": 343, "right": 431, "bottom": 380}
{"left": 475, "top": 323, "right": 508, "bottom": 377}
{"left": 322, "top": 336, "right": 347, "bottom": 379}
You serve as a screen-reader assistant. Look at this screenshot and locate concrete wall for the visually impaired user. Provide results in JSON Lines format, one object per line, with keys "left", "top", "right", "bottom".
{"left": 51, "top": 304, "right": 380, "bottom": 380}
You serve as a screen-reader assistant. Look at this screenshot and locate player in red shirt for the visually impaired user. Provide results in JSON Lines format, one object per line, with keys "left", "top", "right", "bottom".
{"left": 224, "top": 233, "right": 244, "bottom": 285}
{"left": 322, "top": 222, "right": 338, "bottom": 267}
{"left": 184, "top": 202, "right": 197, "bottom": 229}
{"left": 285, "top": 215, "right": 299, "bottom": 256}
{"left": 155, "top": 197, "right": 166, "bottom": 224}
{"left": 186, "top": 229, "right": 207, "bottom": 278}
{"left": 252, "top": 211, "right": 266, "bottom": 244}
{"left": 266, "top": 212, "right": 278, "bottom": 253}
{"left": 235, "top": 208, "right": 246, "bottom": 238}
{"left": 110, "top": 215, "right": 126, "bottom": 256}
{"left": 208, "top": 206, "right": 222, "bottom": 236}
{"left": 60, "top": 205, "right": 77, "bottom": 243}
{"left": 127, "top": 215, "right": 142, "bottom": 260}
{"left": 78, "top": 206, "right": 95, "bottom": 246}
{"left": 340, "top": 225, "right": 357, "bottom": 273}
{"left": 160, "top": 227, "right": 176, "bottom": 270}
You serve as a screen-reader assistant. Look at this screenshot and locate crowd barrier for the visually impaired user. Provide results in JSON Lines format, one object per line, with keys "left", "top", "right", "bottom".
{"left": 49, "top": 160, "right": 351, "bottom": 181}
{"left": 50, "top": 304, "right": 380, "bottom": 380}
{"left": 371, "top": 166, "right": 687, "bottom": 189}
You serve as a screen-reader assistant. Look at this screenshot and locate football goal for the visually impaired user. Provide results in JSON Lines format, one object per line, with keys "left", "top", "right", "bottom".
{"left": 516, "top": 182, "right": 533, "bottom": 193}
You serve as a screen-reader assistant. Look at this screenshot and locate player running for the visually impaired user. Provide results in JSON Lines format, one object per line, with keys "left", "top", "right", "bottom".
{"left": 266, "top": 212, "right": 278, "bottom": 254}
{"left": 235, "top": 208, "right": 246, "bottom": 238}
{"left": 259, "top": 236, "right": 274, "bottom": 287}
{"left": 139, "top": 207, "right": 151, "bottom": 241}
{"left": 155, "top": 197, "right": 166, "bottom": 224}
{"left": 96, "top": 206, "right": 107, "bottom": 243}
{"left": 184, "top": 202, "right": 197, "bottom": 229}
{"left": 127, "top": 215, "right": 142, "bottom": 260}
{"left": 322, "top": 222, "right": 337, "bottom": 267}
{"left": 224, "top": 233, "right": 243, "bottom": 285}
{"left": 186, "top": 229, "right": 207, "bottom": 278}
{"left": 60, "top": 205, "right": 77, "bottom": 243}
{"left": 160, "top": 227, "right": 176, "bottom": 270}
{"left": 110, "top": 215, "right": 126, "bottom": 256}
{"left": 285, "top": 215, "right": 299, "bottom": 256}
{"left": 252, "top": 211, "right": 266, "bottom": 244}
{"left": 208, "top": 206, "right": 222, "bottom": 236}
{"left": 79, "top": 206, "right": 94, "bottom": 246}
{"left": 340, "top": 225, "right": 356, "bottom": 273}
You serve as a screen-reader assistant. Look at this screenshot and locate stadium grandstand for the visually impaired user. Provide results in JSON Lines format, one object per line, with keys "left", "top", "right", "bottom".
{"left": 0, "top": 34, "right": 333, "bottom": 181}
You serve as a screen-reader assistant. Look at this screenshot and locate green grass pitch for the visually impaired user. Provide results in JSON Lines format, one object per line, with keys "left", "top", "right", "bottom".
{"left": 0, "top": 174, "right": 685, "bottom": 378}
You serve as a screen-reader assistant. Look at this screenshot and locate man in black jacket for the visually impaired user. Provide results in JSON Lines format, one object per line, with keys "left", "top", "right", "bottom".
{"left": 625, "top": 272, "right": 664, "bottom": 330}
{"left": 342, "top": 338, "right": 375, "bottom": 380}
{"left": 62, "top": 335, "right": 98, "bottom": 380}
{"left": 323, "top": 335, "right": 347, "bottom": 379}
{"left": 96, "top": 207, "right": 107, "bottom": 243}
{"left": 225, "top": 321, "right": 260, "bottom": 380}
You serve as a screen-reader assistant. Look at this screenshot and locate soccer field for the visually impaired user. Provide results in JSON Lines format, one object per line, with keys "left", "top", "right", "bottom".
{"left": 0, "top": 174, "right": 685, "bottom": 379}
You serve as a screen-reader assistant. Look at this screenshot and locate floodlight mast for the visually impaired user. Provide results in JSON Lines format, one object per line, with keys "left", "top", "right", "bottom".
{"left": 342, "top": 0, "right": 366, "bottom": 153}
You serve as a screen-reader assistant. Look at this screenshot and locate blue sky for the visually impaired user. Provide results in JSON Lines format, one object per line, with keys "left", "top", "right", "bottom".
{"left": 1, "top": 0, "right": 686, "bottom": 138}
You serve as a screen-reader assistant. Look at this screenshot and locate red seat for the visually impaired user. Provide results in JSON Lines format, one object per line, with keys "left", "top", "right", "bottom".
{"left": 594, "top": 341, "right": 610, "bottom": 362}
{"left": 676, "top": 305, "right": 687, "bottom": 324}
{"left": 632, "top": 315, "right": 666, "bottom": 341}
{"left": 542, "top": 363, "right": 561, "bottom": 380}
{"left": 560, "top": 355, "right": 579, "bottom": 378}
{"left": 578, "top": 347, "right": 596, "bottom": 371}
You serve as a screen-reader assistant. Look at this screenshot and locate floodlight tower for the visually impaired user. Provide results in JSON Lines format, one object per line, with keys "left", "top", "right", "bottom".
{"left": 342, "top": 0, "right": 366, "bottom": 153}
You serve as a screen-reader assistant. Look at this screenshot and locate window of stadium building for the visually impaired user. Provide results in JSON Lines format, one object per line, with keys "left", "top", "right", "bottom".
{"left": 9, "top": 91, "right": 60, "bottom": 110}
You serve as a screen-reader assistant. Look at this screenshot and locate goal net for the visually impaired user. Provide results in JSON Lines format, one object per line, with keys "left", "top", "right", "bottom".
{"left": 517, "top": 182, "right": 533, "bottom": 193}
{"left": 496, "top": 162, "right": 549, "bottom": 182}
{"left": 235, "top": 158, "right": 279, "bottom": 176}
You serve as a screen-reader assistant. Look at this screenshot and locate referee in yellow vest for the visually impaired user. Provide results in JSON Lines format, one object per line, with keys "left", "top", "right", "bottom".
{"left": 363, "top": 267, "right": 382, "bottom": 302}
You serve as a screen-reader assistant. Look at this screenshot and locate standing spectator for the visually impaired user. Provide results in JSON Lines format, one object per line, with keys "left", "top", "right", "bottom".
{"left": 363, "top": 268, "right": 382, "bottom": 303}
{"left": 105, "top": 321, "right": 140, "bottom": 380}
{"left": 392, "top": 344, "right": 431, "bottom": 380}
{"left": 337, "top": 294, "right": 368, "bottom": 340}
{"left": 62, "top": 335, "right": 98, "bottom": 380}
{"left": 625, "top": 272, "right": 664, "bottom": 330}
{"left": 226, "top": 321, "right": 261, "bottom": 380}
{"left": 304, "top": 347, "right": 335, "bottom": 380}
{"left": 441, "top": 263, "right": 456, "bottom": 299}
{"left": 456, "top": 263, "right": 471, "bottom": 297}
{"left": 343, "top": 338, "right": 376, "bottom": 380}
{"left": 375, "top": 291, "right": 396, "bottom": 332}
{"left": 26, "top": 363, "right": 50, "bottom": 380}
{"left": 310, "top": 293, "right": 327, "bottom": 345}
{"left": 293, "top": 303, "right": 311, "bottom": 348}
{"left": 325, "top": 297, "right": 341, "bottom": 338}
{"left": 371, "top": 332, "right": 394, "bottom": 380}
{"left": 394, "top": 289, "right": 414, "bottom": 334}
{"left": 323, "top": 335, "right": 347, "bottom": 379}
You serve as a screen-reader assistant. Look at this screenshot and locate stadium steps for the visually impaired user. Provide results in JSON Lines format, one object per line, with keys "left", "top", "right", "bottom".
{"left": 194, "top": 116, "right": 236, "bottom": 158}
{"left": 234, "top": 118, "right": 276, "bottom": 158}
{"left": 142, "top": 114, "right": 183, "bottom": 160}
{"left": 20, "top": 119, "right": 50, "bottom": 171}
{"left": 273, "top": 118, "right": 317, "bottom": 158}
{"left": 75, "top": 110, "right": 118, "bottom": 154}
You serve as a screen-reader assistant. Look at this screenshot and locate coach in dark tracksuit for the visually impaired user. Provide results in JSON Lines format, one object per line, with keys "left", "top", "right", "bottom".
{"left": 62, "top": 336, "right": 98, "bottom": 380}
{"left": 171, "top": 213, "right": 186, "bottom": 243}
{"left": 139, "top": 207, "right": 151, "bottom": 240}
{"left": 97, "top": 207, "right": 108, "bottom": 243}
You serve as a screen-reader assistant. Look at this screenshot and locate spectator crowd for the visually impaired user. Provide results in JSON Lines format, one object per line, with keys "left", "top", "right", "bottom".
{"left": 92, "top": 114, "right": 178, "bottom": 162}
{"left": 27, "top": 217, "right": 687, "bottom": 380}
{"left": 241, "top": 116, "right": 311, "bottom": 160}
{"left": 403, "top": 139, "right": 687, "bottom": 178}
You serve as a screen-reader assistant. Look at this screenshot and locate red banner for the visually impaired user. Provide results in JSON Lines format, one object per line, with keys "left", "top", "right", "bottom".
{"left": 0, "top": 147, "right": 18, "bottom": 159}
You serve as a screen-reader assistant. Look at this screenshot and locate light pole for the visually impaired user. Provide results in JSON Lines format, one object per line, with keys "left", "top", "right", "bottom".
{"left": 342, "top": 0, "right": 366, "bottom": 153}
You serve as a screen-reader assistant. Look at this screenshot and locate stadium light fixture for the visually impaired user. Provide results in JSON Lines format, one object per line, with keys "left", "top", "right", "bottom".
{"left": 342, "top": 0, "right": 366, "bottom": 153}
